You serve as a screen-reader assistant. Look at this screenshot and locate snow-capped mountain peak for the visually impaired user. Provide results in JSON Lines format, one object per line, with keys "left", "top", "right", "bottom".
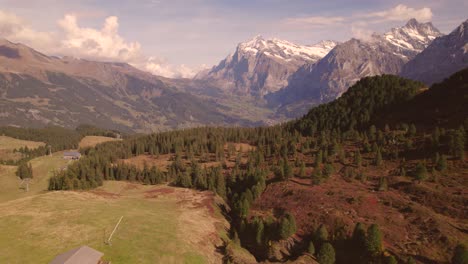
{"left": 237, "top": 36, "right": 338, "bottom": 62}
{"left": 383, "top": 18, "right": 443, "bottom": 52}
{"left": 197, "top": 36, "right": 338, "bottom": 96}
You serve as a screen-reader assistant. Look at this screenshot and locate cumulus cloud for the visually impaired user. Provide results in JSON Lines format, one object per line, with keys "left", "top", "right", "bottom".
{"left": 0, "top": 9, "right": 196, "bottom": 78}
{"left": 58, "top": 14, "right": 141, "bottom": 62}
{"left": 144, "top": 57, "right": 200, "bottom": 78}
{"left": 0, "top": 10, "right": 55, "bottom": 51}
{"left": 362, "top": 4, "right": 433, "bottom": 23}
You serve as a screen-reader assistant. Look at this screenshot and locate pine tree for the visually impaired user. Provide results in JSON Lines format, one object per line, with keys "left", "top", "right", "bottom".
{"left": 308, "top": 241, "right": 315, "bottom": 255}
{"left": 253, "top": 217, "right": 264, "bottom": 245}
{"left": 299, "top": 160, "right": 306, "bottom": 178}
{"left": 323, "top": 163, "right": 334, "bottom": 178}
{"left": 315, "top": 224, "right": 329, "bottom": 246}
{"left": 355, "top": 150, "right": 362, "bottom": 168}
{"left": 352, "top": 222, "right": 367, "bottom": 259}
{"left": 366, "top": 224, "right": 383, "bottom": 257}
{"left": 317, "top": 242, "right": 336, "bottom": 264}
{"left": 452, "top": 244, "right": 468, "bottom": 264}
{"left": 286, "top": 213, "right": 297, "bottom": 236}
{"left": 374, "top": 149, "right": 382, "bottom": 166}
{"left": 414, "top": 162, "right": 428, "bottom": 182}
{"left": 316, "top": 150, "right": 323, "bottom": 167}
{"left": 279, "top": 217, "right": 291, "bottom": 240}
{"left": 436, "top": 155, "right": 447, "bottom": 172}
{"left": 378, "top": 177, "right": 388, "bottom": 191}
{"left": 284, "top": 158, "right": 292, "bottom": 179}
{"left": 385, "top": 255, "right": 397, "bottom": 264}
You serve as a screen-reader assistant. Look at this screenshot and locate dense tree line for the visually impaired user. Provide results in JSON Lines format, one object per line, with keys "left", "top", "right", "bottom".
{"left": 292, "top": 75, "right": 424, "bottom": 135}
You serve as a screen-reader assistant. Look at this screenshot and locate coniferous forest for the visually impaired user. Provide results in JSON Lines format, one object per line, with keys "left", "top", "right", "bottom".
{"left": 43, "top": 70, "right": 468, "bottom": 263}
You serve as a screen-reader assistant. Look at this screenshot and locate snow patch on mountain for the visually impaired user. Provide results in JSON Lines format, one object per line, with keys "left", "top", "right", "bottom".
{"left": 237, "top": 35, "right": 337, "bottom": 62}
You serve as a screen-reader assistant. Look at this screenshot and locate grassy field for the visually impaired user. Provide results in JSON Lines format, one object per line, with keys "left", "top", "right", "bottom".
{"left": 79, "top": 136, "right": 121, "bottom": 149}
{"left": 0, "top": 136, "right": 45, "bottom": 150}
{"left": 0, "top": 151, "right": 69, "bottom": 203}
{"left": 0, "top": 136, "right": 46, "bottom": 161}
{"left": 0, "top": 137, "right": 228, "bottom": 264}
{"left": 0, "top": 182, "right": 225, "bottom": 264}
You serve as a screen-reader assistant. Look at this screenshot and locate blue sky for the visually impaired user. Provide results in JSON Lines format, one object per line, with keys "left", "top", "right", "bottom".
{"left": 0, "top": 0, "right": 465, "bottom": 77}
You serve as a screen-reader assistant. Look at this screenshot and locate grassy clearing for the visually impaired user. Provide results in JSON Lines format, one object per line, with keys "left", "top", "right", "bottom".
{"left": 79, "top": 136, "right": 121, "bottom": 149}
{"left": 0, "top": 182, "right": 225, "bottom": 264}
{"left": 0, "top": 136, "right": 45, "bottom": 150}
{"left": 0, "top": 136, "right": 46, "bottom": 161}
{"left": 121, "top": 142, "right": 257, "bottom": 172}
{"left": 0, "top": 151, "right": 69, "bottom": 202}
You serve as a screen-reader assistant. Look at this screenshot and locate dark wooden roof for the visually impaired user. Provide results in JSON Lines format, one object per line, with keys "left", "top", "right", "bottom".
{"left": 49, "top": 245, "right": 103, "bottom": 264}
{"left": 63, "top": 151, "right": 81, "bottom": 157}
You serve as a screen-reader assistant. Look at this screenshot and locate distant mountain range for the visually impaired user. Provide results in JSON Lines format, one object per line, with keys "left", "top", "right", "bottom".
{"left": 195, "top": 36, "right": 337, "bottom": 97}
{"left": 266, "top": 19, "right": 445, "bottom": 117}
{"left": 401, "top": 19, "right": 468, "bottom": 85}
{"left": 0, "top": 18, "right": 466, "bottom": 132}
{"left": 0, "top": 39, "right": 257, "bottom": 132}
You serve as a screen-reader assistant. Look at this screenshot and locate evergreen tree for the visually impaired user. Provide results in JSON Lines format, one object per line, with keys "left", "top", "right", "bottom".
{"left": 299, "top": 160, "right": 306, "bottom": 177}
{"left": 316, "top": 150, "right": 323, "bottom": 167}
{"left": 317, "top": 242, "right": 336, "bottom": 264}
{"left": 308, "top": 241, "right": 315, "bottom": 255}
{"left": 284, "top": 158, "right": 292, "bottom": 179}
{"left": 385, "top": 255, "right": 398, "bottom": 264}
{"left": 366, "top": 224, "right": 383, "bottom": 257}
{"left": 323, "top": 163, "right": 334, "bottom": 178}
{"left": 414, "top": 162, "right": 428, "bottom": 182}
{"left": 285, "top": 213, "right": 297, "bottom": 236}
{"left": 374, "top": 149, "right": 383, "bottom": 166}
{"left": 436, "top": 155, "right": 447, "bottom": 172}
{"left": 16, "top": 162, "right": 33, "bottom": 179}
{"left": 279, "top": 217, "right": 291, "bottom": 240}
{"left": 352, "top": 222, "right": 367, "bottom": 259}
{"left": 315, "top": 224, "right": 329, "bottom": 246}
{"left": 355, "top": 150, "right": 362, "bottom": 168}
{"left": 253, "top": 217, "right": 264, "bottom": 245}
{"left": 378, "top": 177, "right": 388, "bottom": 191}
{"left": 452, "top": 244, "right": 468, "bottom": 264}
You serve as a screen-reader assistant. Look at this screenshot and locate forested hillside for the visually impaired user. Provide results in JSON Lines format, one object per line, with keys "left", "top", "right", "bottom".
{"left": 292, "top": 75, "right": 424, "bottom": 134}
{"left": 47, "top": 72, "right": 467, "bottom": 263}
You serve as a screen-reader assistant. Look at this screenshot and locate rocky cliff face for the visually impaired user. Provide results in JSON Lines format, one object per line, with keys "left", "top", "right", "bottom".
{"left": 401, "top": 19, "right": 468, "bottom": 85}
{"left": 267, "top": 19, "right": 443, "bottom": 117}
{"left": 196, "top": 36, "right": 337, "bottom": 97}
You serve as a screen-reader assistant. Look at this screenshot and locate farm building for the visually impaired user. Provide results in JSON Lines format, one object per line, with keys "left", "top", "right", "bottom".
{"left": 63, "top": 151, "right": 81, "bottom": 160}
{"left": 49, "top": 245, "right": 107, "bottom": 264}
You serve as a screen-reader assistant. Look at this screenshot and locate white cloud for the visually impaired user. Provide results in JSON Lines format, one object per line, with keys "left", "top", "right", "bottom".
{"left": 0, "top": 9, "right": 196, "bottom": 78}
{"left": 58, "top": 14, "right": 142, "bottom": 62}
{"left": 351, "top": 23, "right": 375, "bottom": 41}
{"left": 0, "top": 10, "right": 55, "bottom": 51}
{"left": 362, "top": 4, "right": 433, "bottom": 23}
{"left": 144, "top": 57, "right": 200, "bottom": 78}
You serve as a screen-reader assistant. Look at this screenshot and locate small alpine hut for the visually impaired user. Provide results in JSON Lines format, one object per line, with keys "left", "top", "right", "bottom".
{"left": 49, "top": 245, "right": 107, "bottom": 264}
{"left": 63, "top": 151, "right": 81, "bottom": 160}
